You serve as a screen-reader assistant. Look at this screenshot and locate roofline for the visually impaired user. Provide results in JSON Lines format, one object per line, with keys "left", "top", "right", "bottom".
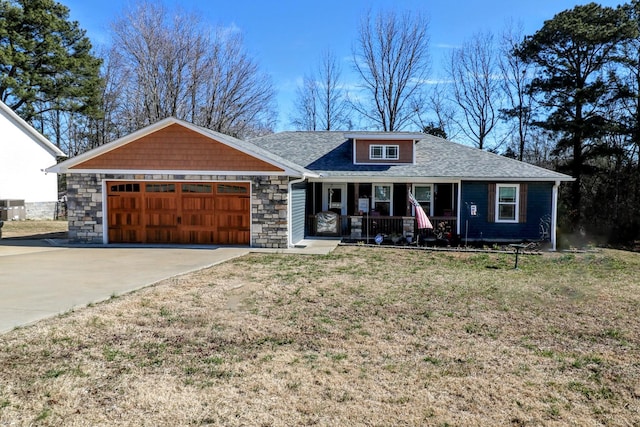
{"left": 309, "top": 176, "right": 574, "bottom": 183}
{"left": 53, "top": 168, "right": 311, "bottom": 177}
{"left": 0, "top": 100, "right": 67, "bottom": 158}
{"left": 194, "top": 124, "right": 313, "bottom": 176}
{"left": 46, "top": 117, "right": 312, "bottom": 176}
{"left": 344, "top": 132, "right": 426, "bottom": 141}
{"left": 462, "top": 176, "right": 575, "bottom": 182}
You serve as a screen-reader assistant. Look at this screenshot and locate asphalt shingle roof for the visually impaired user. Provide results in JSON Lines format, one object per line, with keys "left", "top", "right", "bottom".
{"left": 196, "top": 126, "right": 313, "bottom": 176}
{"left": 249, "top": 131, "right": 573, "bottom": 181}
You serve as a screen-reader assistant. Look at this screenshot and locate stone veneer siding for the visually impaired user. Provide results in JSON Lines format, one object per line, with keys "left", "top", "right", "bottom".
{"left": 66, "top": 173, "right": 290, "bottom": 248}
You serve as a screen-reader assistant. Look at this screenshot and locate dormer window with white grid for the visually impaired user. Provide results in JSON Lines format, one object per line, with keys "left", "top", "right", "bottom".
{"left": 370, "top": 144, "right": 399, "bottom": 160}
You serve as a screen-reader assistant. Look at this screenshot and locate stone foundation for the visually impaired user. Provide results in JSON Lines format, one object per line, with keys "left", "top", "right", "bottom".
{"left": 66, "top": 173, "right": 289, "bottom": 248}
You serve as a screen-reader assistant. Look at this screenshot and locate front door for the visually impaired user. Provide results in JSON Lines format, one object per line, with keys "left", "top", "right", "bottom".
{"left": 323, "top": 183, "right": 347, "bottom": 215}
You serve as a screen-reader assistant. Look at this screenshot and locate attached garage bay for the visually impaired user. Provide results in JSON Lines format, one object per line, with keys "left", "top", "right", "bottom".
{"left": 49, "top": 118, "right": 304, "bottom": 247}
{"left": 107, "top": 181, "right": 250, "bottom": 245}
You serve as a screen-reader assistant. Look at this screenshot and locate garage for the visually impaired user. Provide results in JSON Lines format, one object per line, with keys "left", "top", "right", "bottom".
{"left": 48, "top": 118, "right": 306, "bottom": 247}
{"left": 107, "top": 181, "right": 250, "bottom": 245}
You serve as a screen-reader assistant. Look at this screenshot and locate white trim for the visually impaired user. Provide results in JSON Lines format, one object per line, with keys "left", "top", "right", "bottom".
{"left": 412, "top": 184, "right": 433, "bottom": 216}
{"left": 309, "top": 177, "right": 459, "bottom": 184}
{"left": 495, "top": 183, "right": 520, "bottom": 223}
{"left": 58, "top": 168, "right": 297, "bottom": 176}
{"left": 102, "top": 178, "right": 254, "bottom": 184}
{"left": 369, "top": 144, "right": 399, "bottom": 160}
{"left": 102, "top": 180, "right": 108, "bottom": 244}
{"left": 456, "top": 183, "right": 462, "bottom": 235}
{"left": 372, "top": 183, "right": 393, "bottom": 216}
{"left": 551, "top": 180, "right": 559, "bottom": 251}
{"left": 344, "top": 132, "right": 425, "bottom": 140}
{"left": 309, "top": 176, "right": 572, "bottom": 183}
{"left": 352, "top": 142, "right": 357, "bottom": 166}
{"left": 463, "top": 176, "right": 574, "bottom": 182}
{"left": 101, "top": 178, "right": 254, "bottom": 246}
{"left": 322, "top": 183, "right": 347, "bottom": 215}
{"left": 352, "top": 162, "right": 415, "bottom": 166}
{"left": 249, "top": 182, "right": 254, "bottom": 248}
{"left": 413, "top": 142, "right": 417, "bottom": 165}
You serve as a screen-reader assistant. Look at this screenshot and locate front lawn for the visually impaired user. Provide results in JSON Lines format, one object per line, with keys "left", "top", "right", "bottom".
{"left": 0, "top": 220, "right": 67, "bottom": 239}
{"left": 0, "top": 246, "right": 638, "bottom": 425}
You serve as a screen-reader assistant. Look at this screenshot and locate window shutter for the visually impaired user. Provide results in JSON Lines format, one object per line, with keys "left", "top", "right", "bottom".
{"left": 519, "top": 183, "right": 528, "bottom": 223}
{"left": 488, "top": 183, "right": 495, "bottom": 222}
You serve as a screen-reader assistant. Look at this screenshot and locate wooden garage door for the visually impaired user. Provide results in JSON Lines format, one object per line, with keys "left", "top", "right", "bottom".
{"left": 107, "top": 181, "right": 250, "bottom": 245}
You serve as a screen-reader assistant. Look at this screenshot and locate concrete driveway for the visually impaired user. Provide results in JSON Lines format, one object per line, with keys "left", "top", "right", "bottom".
{"left": 0, "top": 239, "right": 250, "bottom": 333}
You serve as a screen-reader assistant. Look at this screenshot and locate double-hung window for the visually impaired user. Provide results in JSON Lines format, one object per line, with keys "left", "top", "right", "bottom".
{"left": 373, "top": 184, "right": 392, "bottom": 215}
{"left": 370, "top": 144, "right": 399, "bottom": 160}
{"left": 496, "top": 184, "right": 519, "bottom": 222}
{"left": 413, "top": 185, "right": 432, "bottom": 216}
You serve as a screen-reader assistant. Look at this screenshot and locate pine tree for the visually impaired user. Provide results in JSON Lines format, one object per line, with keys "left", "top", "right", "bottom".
{"left": 0, "top": 0, "right": 102, "bottom": 123}
{"left": 516, "top": 3, "right": 635, "bottom": 228}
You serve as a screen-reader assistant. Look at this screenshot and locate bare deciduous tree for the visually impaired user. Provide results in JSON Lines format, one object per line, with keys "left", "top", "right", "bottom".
{"left": 291, "top": 49, "right": 349, "bottom": 131}
{"left": 412, "top": 82, "right": 458, "bottom": 140}
{"left": 107, "top": 0, "right": 276, "bottom": 138}
{"left": 197, "top": 27, "right": 276, "bottom": 137}
{"left": 352, "top": 9, "right": 430, "bottom": 131}
{"left": 448, "top": 31, "right": 502, "bottom": 150}
{"left": 499, "top": 21, "right": 534, "bottom": 160}
{"left": 317, "top": 50, "right": 349, "bottom": 130}
{"left": 291, "top": 74, "right": 319, "bottom": 130}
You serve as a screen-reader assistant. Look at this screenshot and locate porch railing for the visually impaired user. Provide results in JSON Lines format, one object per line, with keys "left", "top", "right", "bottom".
{"left": 307, "top": 214, "right": 457, "bottom": 243}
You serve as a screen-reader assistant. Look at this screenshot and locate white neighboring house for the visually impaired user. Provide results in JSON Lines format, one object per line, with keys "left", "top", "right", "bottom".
{"left": 0, "top": 100, "right": 66, "bottom": 220}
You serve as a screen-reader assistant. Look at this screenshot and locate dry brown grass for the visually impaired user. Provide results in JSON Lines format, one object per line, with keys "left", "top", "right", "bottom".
{"left": 1, "top": 246, "right": 639, "bottom": 426}
{"left": 0, "top": 220, "right": 67, "bottom": 239}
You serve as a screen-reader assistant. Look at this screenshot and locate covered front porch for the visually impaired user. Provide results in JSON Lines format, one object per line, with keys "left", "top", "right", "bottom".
{"left": 304, "top": 181, "right": 459, "bottom": 245}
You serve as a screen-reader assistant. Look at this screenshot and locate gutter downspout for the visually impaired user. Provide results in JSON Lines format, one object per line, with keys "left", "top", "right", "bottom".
{"left": 551, "top": 180, "right": 560, "bottom": 251}
{"left": 456, "top": 181, "right": 462, "bottom": 236}
{"left": 288, "top": 175, "right": 307, "bottom": 248}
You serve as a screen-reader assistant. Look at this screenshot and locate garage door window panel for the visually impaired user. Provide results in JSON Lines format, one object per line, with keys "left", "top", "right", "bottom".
{"left": 217, "top": 184, "right": 248, "bottom": 194}
{"left": 182, "top": 183, "right": 213, "bottom": 193}
{"left": 110, "top": 183, "right": 140, "bottom": 193}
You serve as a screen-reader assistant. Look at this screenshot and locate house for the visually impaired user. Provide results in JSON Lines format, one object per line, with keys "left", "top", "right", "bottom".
{"left": 47, "top": 117, "right": 573, "bottom": 250}
{"left": 0, "top": 101, "right": 66, "bottom": 220}
{"left": 251, "top": 131, "right": 573, "bottom": 250}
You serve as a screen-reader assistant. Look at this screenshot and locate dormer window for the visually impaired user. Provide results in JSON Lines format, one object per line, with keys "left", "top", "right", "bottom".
{"left": 347, "top": 132, "right": 423, "bottom": 165}
{"left": 370, "top": 144, "right": 399, "bottom": 160}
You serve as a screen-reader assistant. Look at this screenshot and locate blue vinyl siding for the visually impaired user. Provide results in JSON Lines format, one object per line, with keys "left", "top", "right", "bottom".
{"left": 291, "top": 182, "right": 306, "bottom": 244}
{"left": 460, "top": 181, "right": 553, "bottom": 241}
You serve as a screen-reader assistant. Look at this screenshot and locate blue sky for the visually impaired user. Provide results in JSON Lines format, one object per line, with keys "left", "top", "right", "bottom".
{"left": 59, "top": 0, "right": 624, "bottom": 131}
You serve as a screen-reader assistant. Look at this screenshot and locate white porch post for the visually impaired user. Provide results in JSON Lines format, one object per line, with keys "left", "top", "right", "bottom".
{"left": 456, "top": 181, "right": 462, "bottom": 235}
{"left": 551, "top": 180, "right": 559, "bottom": 251}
